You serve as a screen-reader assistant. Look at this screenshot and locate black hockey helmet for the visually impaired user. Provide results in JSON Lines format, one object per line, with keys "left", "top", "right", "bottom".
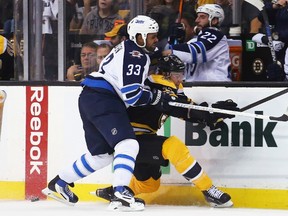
{"left": 157, "top": 54, "right": 185, "bottom": 73}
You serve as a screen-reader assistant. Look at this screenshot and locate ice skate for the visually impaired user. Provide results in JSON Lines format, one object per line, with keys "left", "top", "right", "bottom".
{"left": 202, "top": 185, "right": 233, "bottom": 208}
{"left": 94, "top": 185, "right": 113, "bottom": 202}
{"left": 92, "top": 185, "right": 145, "bottom": 205}
{"left": 107, "top": 186, "right": 145, "bottom": 211}
{"left": 42, "top": 175, "right": 78, "bottom": 206}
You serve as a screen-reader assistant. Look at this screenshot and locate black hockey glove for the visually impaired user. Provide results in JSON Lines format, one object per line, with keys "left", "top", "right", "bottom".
{"left": 168, "top": 23, "right": 185, "bottom": 45}
{"left": 266, "top": 62, "right": 285, "bottom": 81}
{"left": 187, "top": 102, "right": 225, "bottom": 130}
{"left": 150, "top": 89, "right": 180, "bottom": 112}
{"left": 211, "top": 99, "right": 239, "bottom": 119}
{"left": 207, "top": 99, "right": 239, "bottom": 130}
{"left": 187, "top": 102, "right": 210, "bottom": 124}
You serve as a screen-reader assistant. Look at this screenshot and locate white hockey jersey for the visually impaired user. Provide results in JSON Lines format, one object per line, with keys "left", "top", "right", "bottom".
{"left": 171, "top": 27, "right": 232, "bottom": 82}
{"left": 82, "top": 40, "right": 152, "bottom": 107}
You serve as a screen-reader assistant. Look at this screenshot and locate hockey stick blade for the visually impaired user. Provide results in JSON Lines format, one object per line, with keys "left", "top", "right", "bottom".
{"left": 169, "top": 102, "right": 288, "bottom": 122}
{"left": 41, "top": 188, "right": 75, "bottom": 206}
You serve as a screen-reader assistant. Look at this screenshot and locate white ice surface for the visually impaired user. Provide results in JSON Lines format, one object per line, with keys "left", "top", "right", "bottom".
{"left": 0, "top": 200, "right": 287, "bottom": 216}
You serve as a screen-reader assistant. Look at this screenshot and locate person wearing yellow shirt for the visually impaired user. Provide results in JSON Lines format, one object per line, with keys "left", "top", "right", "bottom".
{"left": 0, "top": 35, "right": 14, "bottom": 80}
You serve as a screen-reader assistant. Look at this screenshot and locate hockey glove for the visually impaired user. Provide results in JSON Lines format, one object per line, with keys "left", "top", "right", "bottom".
{"left": 187, "top": 102, "right": 229, "bottom": 130}
{"left": 150, "top": 89, "right": 179, "bottom": 112}
{"left": 252, "top": 33, "right": 285, "bottom": 52}
{"left": 168, "top": 23, "right": 185, "bottom": 45}
{"left": 187, "top": 100, "right": 239, "bottom": 130}
{"left": 186, "top": 102, "right": 225, "bottom": 130}
{"left": 207, "top": 99, "right": 239, "bottom": 130}
{"left": 187, "top": 102, "right": 210, "bottom": 124}
{"left": 266, "top": 62, "right": 285, "bottom": 81}
{"left": 211, "top": 99, "right": 239, "bottom": 118}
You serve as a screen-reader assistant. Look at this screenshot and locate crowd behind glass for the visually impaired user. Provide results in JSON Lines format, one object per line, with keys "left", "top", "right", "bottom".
{"left": 0, "top": 0, "right": 287, "bottom": 82}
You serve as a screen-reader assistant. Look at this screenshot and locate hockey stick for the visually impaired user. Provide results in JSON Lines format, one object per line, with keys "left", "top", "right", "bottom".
{"left": 176, "top": 0, "right": 184, "bottom": 23}
{"left": 261, "top": 2, "right": 278, "bottom": 64}
{"left": 169, "top": 0, "right": 185, "bottom": 45}
{"left": 240, "top": 88, "right": 288, "bottom": 111}
{"left": 169, "top": 101, "right": 288, "bottom": 122}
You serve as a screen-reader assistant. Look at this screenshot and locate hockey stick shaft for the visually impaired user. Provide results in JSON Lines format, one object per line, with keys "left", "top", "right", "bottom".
{"left": 168, "top": 101, "right": 288, "bottom": 122}
{"left": 240, "top": 88, "right": 288, "bottom": 111}
{"left": 177, "top": 0, "right": 184, "bottom": 23}
{"left": 261, "top": 3, "right": 277, "bottom": 63}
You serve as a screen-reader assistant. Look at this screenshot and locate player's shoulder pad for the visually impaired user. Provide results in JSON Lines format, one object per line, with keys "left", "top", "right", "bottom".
{"left": 198, "top": 28, "right": 224, "bottom": 50}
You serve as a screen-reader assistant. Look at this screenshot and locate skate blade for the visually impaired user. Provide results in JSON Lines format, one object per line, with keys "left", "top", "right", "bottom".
{"left": 209, "top": 200, "right": 233, "bottom": 208}
{"left": 41, "top": 187, "right": 75, "bottom": 206}
{"left": 108, "top": 201, "right": 145, "bottom": 212}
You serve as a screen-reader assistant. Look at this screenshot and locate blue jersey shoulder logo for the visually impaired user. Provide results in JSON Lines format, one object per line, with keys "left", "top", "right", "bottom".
{"left": 129, "top": 50, "right": 143, "bottom": 58}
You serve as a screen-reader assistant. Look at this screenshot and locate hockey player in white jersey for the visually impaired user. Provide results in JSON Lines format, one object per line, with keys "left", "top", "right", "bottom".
{"left": 42, "top": 15, "right": 181, "bottom": 211}
{"left": 163, "top": 4, "right": 232, "bottom": 82}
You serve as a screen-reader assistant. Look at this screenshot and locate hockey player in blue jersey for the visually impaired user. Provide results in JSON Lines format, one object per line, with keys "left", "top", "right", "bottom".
{"left": 163, "top": 4, "right": 232, "bottom": 81}
{"left": 42, "top": 15, "right": 181, "bottom": 211}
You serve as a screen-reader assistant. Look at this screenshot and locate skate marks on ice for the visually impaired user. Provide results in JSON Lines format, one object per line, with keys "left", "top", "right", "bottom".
{"left": 0, "top": 200, "right": 288, "bottom": 216}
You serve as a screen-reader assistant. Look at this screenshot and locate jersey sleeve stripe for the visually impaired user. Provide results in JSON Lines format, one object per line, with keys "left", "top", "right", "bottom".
{"left": 188, "top": 44, "right": 198, "bottom": 64}
{"left": 195, "top": 41, "right": 207, "bottom": 63}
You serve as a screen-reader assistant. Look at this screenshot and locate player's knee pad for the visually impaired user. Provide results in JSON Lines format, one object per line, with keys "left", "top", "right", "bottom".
{"left": 162, "top": 136, "right": 195, "bottom": 173}
{"left": 129, "top": 175, "right": 160, "bottom": 195}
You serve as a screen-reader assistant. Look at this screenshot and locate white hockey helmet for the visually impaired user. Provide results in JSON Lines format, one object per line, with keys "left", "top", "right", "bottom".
{"left": 127, "top": 15, "right": 159, "bottom": 48}
{"left": 196, "top": 4, "right": 225, "bottom": 26}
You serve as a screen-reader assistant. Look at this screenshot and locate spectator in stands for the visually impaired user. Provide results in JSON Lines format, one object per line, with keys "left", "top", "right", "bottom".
{"left": 147, "top": 4, "right": 179, "bottom": 73}
{"left": 69, "top": 0, "right": 97, "bottom": 31}
{"left": 66, "top": 41, "right": 98, "bottom": 81}
{"left": 104, "top": 23, "right": 129, "bottom": 47}
{"left": 196, "top": 0, "right": 215, "bottom": 8}
{"left": 180, "top": 12, "right": 196, "bottom": 42}
{"left": 159, "top": 0, "right": 180, "bottom": 14}
{"left": 0, "top": 35, "right": 14, "bottom": 80}
{"left": 241, "top": 0, "right": 266, "bottom": 34}
{"left": 79, "top": 0, "right": 123, "bottom": 39}
{"left": 144, "top": 0, "right": 161, "bottom": 15}
{"left": 119, "top": 0, "right": 130, "bottom": 10}
{"left": 42, "top": 0, "right": 76, "bottom": 80}
{"left": 0, "top": 0, "right": 14, "bottom": 38}
{"left": 0, "top": 0, "right": 13, "bottom": 34}
{"left": 252, "top": 0, "right": 288, "bottom": 81}
{"left": 215, "top": 0, "right": 233, "bottom": 36}
{"left": 118, "top": 0, "right": 131, "bottom": 22}
{"left": 95, "top": 43, "right": 112, "bottom": 70}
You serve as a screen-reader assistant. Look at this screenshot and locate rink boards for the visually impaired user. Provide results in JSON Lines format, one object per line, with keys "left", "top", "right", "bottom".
{"left": 0, "top": 85, "right": 288, "bottom": 209}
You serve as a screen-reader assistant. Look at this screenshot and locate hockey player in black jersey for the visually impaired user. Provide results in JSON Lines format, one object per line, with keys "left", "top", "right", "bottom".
{"left": 96, "top": 54, "right": 238, "bottom": 208}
